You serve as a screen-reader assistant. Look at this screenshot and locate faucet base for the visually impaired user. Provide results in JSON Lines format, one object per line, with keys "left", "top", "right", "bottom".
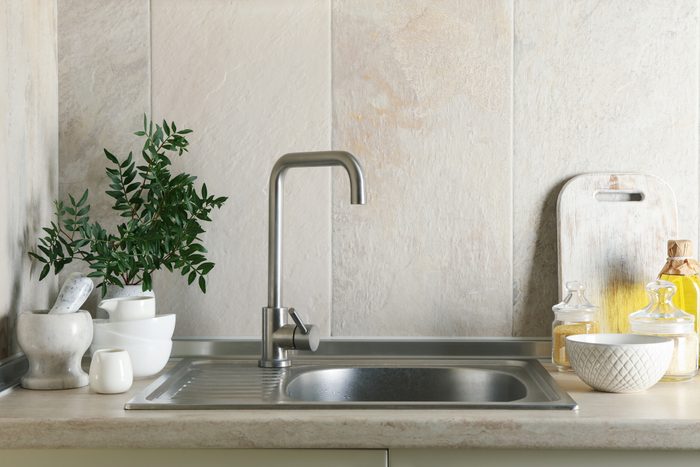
{"left": 259, "top": 306, "right": 292, "bottom": 368}
{"left": 258, "top": 359, "right": 291, "bottom": 368}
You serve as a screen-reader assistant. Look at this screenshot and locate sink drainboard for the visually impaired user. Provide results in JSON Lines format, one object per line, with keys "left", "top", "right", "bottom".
{"left": 126, "top": 358, "right": 577, "bottom": 410}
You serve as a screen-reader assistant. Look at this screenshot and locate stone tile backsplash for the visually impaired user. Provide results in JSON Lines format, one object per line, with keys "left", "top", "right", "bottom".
{"left": 54, "top": 0, "right": 699, "bottom": 337}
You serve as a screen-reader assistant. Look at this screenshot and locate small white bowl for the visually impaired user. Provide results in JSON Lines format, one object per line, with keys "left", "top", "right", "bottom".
{"left": 93, "top": 314, "right": 175, "bottom": 340}
{"left": 566, "top": 334, "right": 673, "bottom": 393}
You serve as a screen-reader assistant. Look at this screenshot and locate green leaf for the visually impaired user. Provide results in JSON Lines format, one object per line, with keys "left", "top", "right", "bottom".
{"left": 28, "top": 252, "right": 47, "bottom": 263}
{"left": 39, "top": 264, "right": 50, "bottom": 280}
{"left": 187, "top": 271, "right": 196, "bottom": 285}
{"left": 125, "top": 182, "right": 140, "bottom": 193}
{"left": 178, "top": 129, "right": 193, "bottom": 134}
{"left": 78, "top": 189, "right": 89, "bottom": 206}
{"left": 198, "top": 275, "right": 206, "bottom": 293}
{"left": 153, "top": 127, "right": 163, "bottom": 144}
{"left": 124, "top": 170, "right": 137, "bottom": 185}
{"left": 199, "top": 262, "right": 215, "bottom": 275}
{"left": 104, "top": 149, "right": 119, "bottom": 165}
{"left": 121, "top": 151, "right": 133, "bottom": 168}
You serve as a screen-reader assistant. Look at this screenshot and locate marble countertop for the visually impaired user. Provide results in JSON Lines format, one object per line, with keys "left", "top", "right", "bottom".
{"left": 1, "top": 361, "right": 699, "bottom": 450}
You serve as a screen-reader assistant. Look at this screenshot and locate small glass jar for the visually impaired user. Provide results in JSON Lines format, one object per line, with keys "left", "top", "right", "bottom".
{"left": 552, "top": 281, "right": 599, "bottom": 372}
{"left": 629, "top": 280, "right": 698, "bottom": 381}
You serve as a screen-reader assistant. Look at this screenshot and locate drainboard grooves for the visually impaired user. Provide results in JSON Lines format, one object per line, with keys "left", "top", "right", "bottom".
{"left": 163, "top": 362, "right": 284, "bottom": 403}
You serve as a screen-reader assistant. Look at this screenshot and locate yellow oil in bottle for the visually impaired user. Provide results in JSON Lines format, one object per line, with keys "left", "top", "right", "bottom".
{"left": 601, "top": 282, "right": 648, "bottom": 333}
{"left": 657, "top": 240, "right": 700, "bottom": 334}
{"left": 659, "top": 274, "right": 700, "bottom": 334}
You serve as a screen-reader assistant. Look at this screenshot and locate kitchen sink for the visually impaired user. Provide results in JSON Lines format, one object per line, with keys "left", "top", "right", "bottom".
{"left": 125, "top": 339, "right": 576, "bottom": 410}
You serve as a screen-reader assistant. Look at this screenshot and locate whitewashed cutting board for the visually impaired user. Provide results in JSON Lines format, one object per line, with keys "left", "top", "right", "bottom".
{"left": 557, "top": 173, "right": 678, "bottom": 333}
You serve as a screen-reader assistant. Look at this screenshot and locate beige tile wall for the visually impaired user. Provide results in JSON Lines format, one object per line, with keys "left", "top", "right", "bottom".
{"left": 331, "top": 0, "right": 513, "bottom": 336}
{"left": 55, "top": 0, "right": 699, "bottom": 337}
{"left": 150, "top": 0, "right": 332, "bottom": 337}
{"left": 0, "top": 1, "right": 59, "bottom": 356}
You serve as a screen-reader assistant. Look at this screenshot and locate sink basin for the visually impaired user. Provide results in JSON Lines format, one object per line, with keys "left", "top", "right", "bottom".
{"left": 286, "top": 367, "right": 527, "bottom": 403}
{"left": 126, "top": 356, "right": 576, "bottom": 410}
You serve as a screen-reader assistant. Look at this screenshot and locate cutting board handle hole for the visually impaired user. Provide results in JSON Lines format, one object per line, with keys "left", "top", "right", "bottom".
{"left": 595, "top": 191, "right": 645, "bottom": 202}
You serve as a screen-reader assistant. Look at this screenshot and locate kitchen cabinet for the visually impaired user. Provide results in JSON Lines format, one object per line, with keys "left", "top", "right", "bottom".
{"left": 9, "top": 448, "right": 700, "bottom": 466}
{"left": 4, "top": 449, "right": 388, "bottom": 467}
{"left": 389, "top": 449, "right": 700, "bottom": 466}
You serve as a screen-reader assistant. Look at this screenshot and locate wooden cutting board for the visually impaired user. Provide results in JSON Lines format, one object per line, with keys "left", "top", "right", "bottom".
{"left": 557, "top": 173, "right": 678, "bottom": 333}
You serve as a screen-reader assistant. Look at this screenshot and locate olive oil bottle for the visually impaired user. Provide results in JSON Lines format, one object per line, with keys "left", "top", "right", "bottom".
{"left": 658, "top": 240, "right": 700, "bottom": 334}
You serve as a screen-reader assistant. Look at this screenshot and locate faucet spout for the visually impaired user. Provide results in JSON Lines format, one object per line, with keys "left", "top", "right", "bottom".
{"left": 260, "top": 151, "right": 366, "bottom": 368}
{"left": 268, "top": 151, "right": 366, "bottom": 308}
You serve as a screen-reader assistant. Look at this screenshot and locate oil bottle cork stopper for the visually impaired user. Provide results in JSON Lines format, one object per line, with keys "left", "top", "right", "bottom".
{"left": 667, "top": 240, "right": 693, "bottom": 258}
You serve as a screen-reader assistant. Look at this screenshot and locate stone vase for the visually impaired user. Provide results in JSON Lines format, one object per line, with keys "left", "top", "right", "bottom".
{"left": 96, "top": 284, "right": 155, "bottom": 319}
{"left": 17, "top": 310, "right": 93, "bottom": 390}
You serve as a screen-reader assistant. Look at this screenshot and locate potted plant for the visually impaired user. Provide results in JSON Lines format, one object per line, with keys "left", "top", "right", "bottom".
{"left": 30, "top": 116, "right": 228, "bottom": 298}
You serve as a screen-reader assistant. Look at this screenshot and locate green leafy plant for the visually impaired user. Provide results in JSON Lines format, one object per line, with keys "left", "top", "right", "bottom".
{"left": 30, "top": 116, "right": 228, "bottom": 295}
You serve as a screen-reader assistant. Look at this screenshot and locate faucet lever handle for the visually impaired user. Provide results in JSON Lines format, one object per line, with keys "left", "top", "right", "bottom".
{"left": 287, "top": 308, "right": 309, "bottom": 335}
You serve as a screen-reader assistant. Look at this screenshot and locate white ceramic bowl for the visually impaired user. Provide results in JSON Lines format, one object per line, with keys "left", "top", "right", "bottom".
{"left": 92, "top": 326, "right": 170, "bottom": 347}
{"left": 90, "top": 337, "right": 172, "bottom": 378}
{"left": 91, "top": 314, "right": 175, "bottom": 377}
{"left": 566, "top": 334, "right": 673, "bottom": 393}
{"left": 92, "top": 314, "right": 175, "bottom": 340}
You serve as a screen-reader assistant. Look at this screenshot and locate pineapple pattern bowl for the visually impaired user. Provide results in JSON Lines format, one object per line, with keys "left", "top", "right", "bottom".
{"left": 566, "top": 334, "right": 673, "bottom": 393}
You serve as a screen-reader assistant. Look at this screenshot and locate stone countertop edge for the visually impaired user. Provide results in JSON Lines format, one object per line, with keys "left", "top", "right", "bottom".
{"left": 0, "top": 362, "right": 699, "bottom": 450}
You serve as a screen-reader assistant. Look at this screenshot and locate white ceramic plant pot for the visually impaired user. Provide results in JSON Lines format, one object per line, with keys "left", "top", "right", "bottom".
{"left": 17, "top": 310, "right": 93, "bottom": 390}
{"left": 96, "top": 284, "right": 155, "bottom": 319}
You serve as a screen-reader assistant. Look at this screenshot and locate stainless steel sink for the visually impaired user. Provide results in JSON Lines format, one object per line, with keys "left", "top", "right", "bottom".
{"left": 126, "top": 340, "right": 576, "bottom": 410}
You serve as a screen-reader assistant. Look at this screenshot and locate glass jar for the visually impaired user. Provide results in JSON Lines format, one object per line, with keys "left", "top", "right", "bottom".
{"left": 629, "top": 280, "right": 699, "bottom": 381}
{"left": 552, "top": 281, "right": 599, "bottom": 372}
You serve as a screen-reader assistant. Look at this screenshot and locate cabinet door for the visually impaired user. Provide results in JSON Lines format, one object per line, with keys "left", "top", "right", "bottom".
{"left": 3, "top": 449, "right": 388, "bottom": 467}
{"left": 390, "top": 449, "right": 700, "bottom": 467}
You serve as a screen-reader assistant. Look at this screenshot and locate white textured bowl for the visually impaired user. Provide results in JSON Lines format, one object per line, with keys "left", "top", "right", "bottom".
{"left": 93, "top": 314, "right": 175, "bottom": 340}
{"left": 566, "top": 334, "right": 673, "bottom": 393}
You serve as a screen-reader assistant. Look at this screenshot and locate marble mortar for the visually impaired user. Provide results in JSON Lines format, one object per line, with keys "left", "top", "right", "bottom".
{"left": 17, "top": 310, "right": 93, "bottom": 389}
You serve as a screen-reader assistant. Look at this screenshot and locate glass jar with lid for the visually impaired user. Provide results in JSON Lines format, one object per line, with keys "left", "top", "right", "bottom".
{"left": 629, "top": 280, "right": 698, "bottom": 381}
{"left": 552, "top": 281, "right": 600, "bottom": 372}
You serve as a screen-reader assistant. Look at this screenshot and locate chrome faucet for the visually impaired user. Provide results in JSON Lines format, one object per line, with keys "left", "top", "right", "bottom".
{"left": 259, "top": 151, "right": 366, "bottom": 368}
